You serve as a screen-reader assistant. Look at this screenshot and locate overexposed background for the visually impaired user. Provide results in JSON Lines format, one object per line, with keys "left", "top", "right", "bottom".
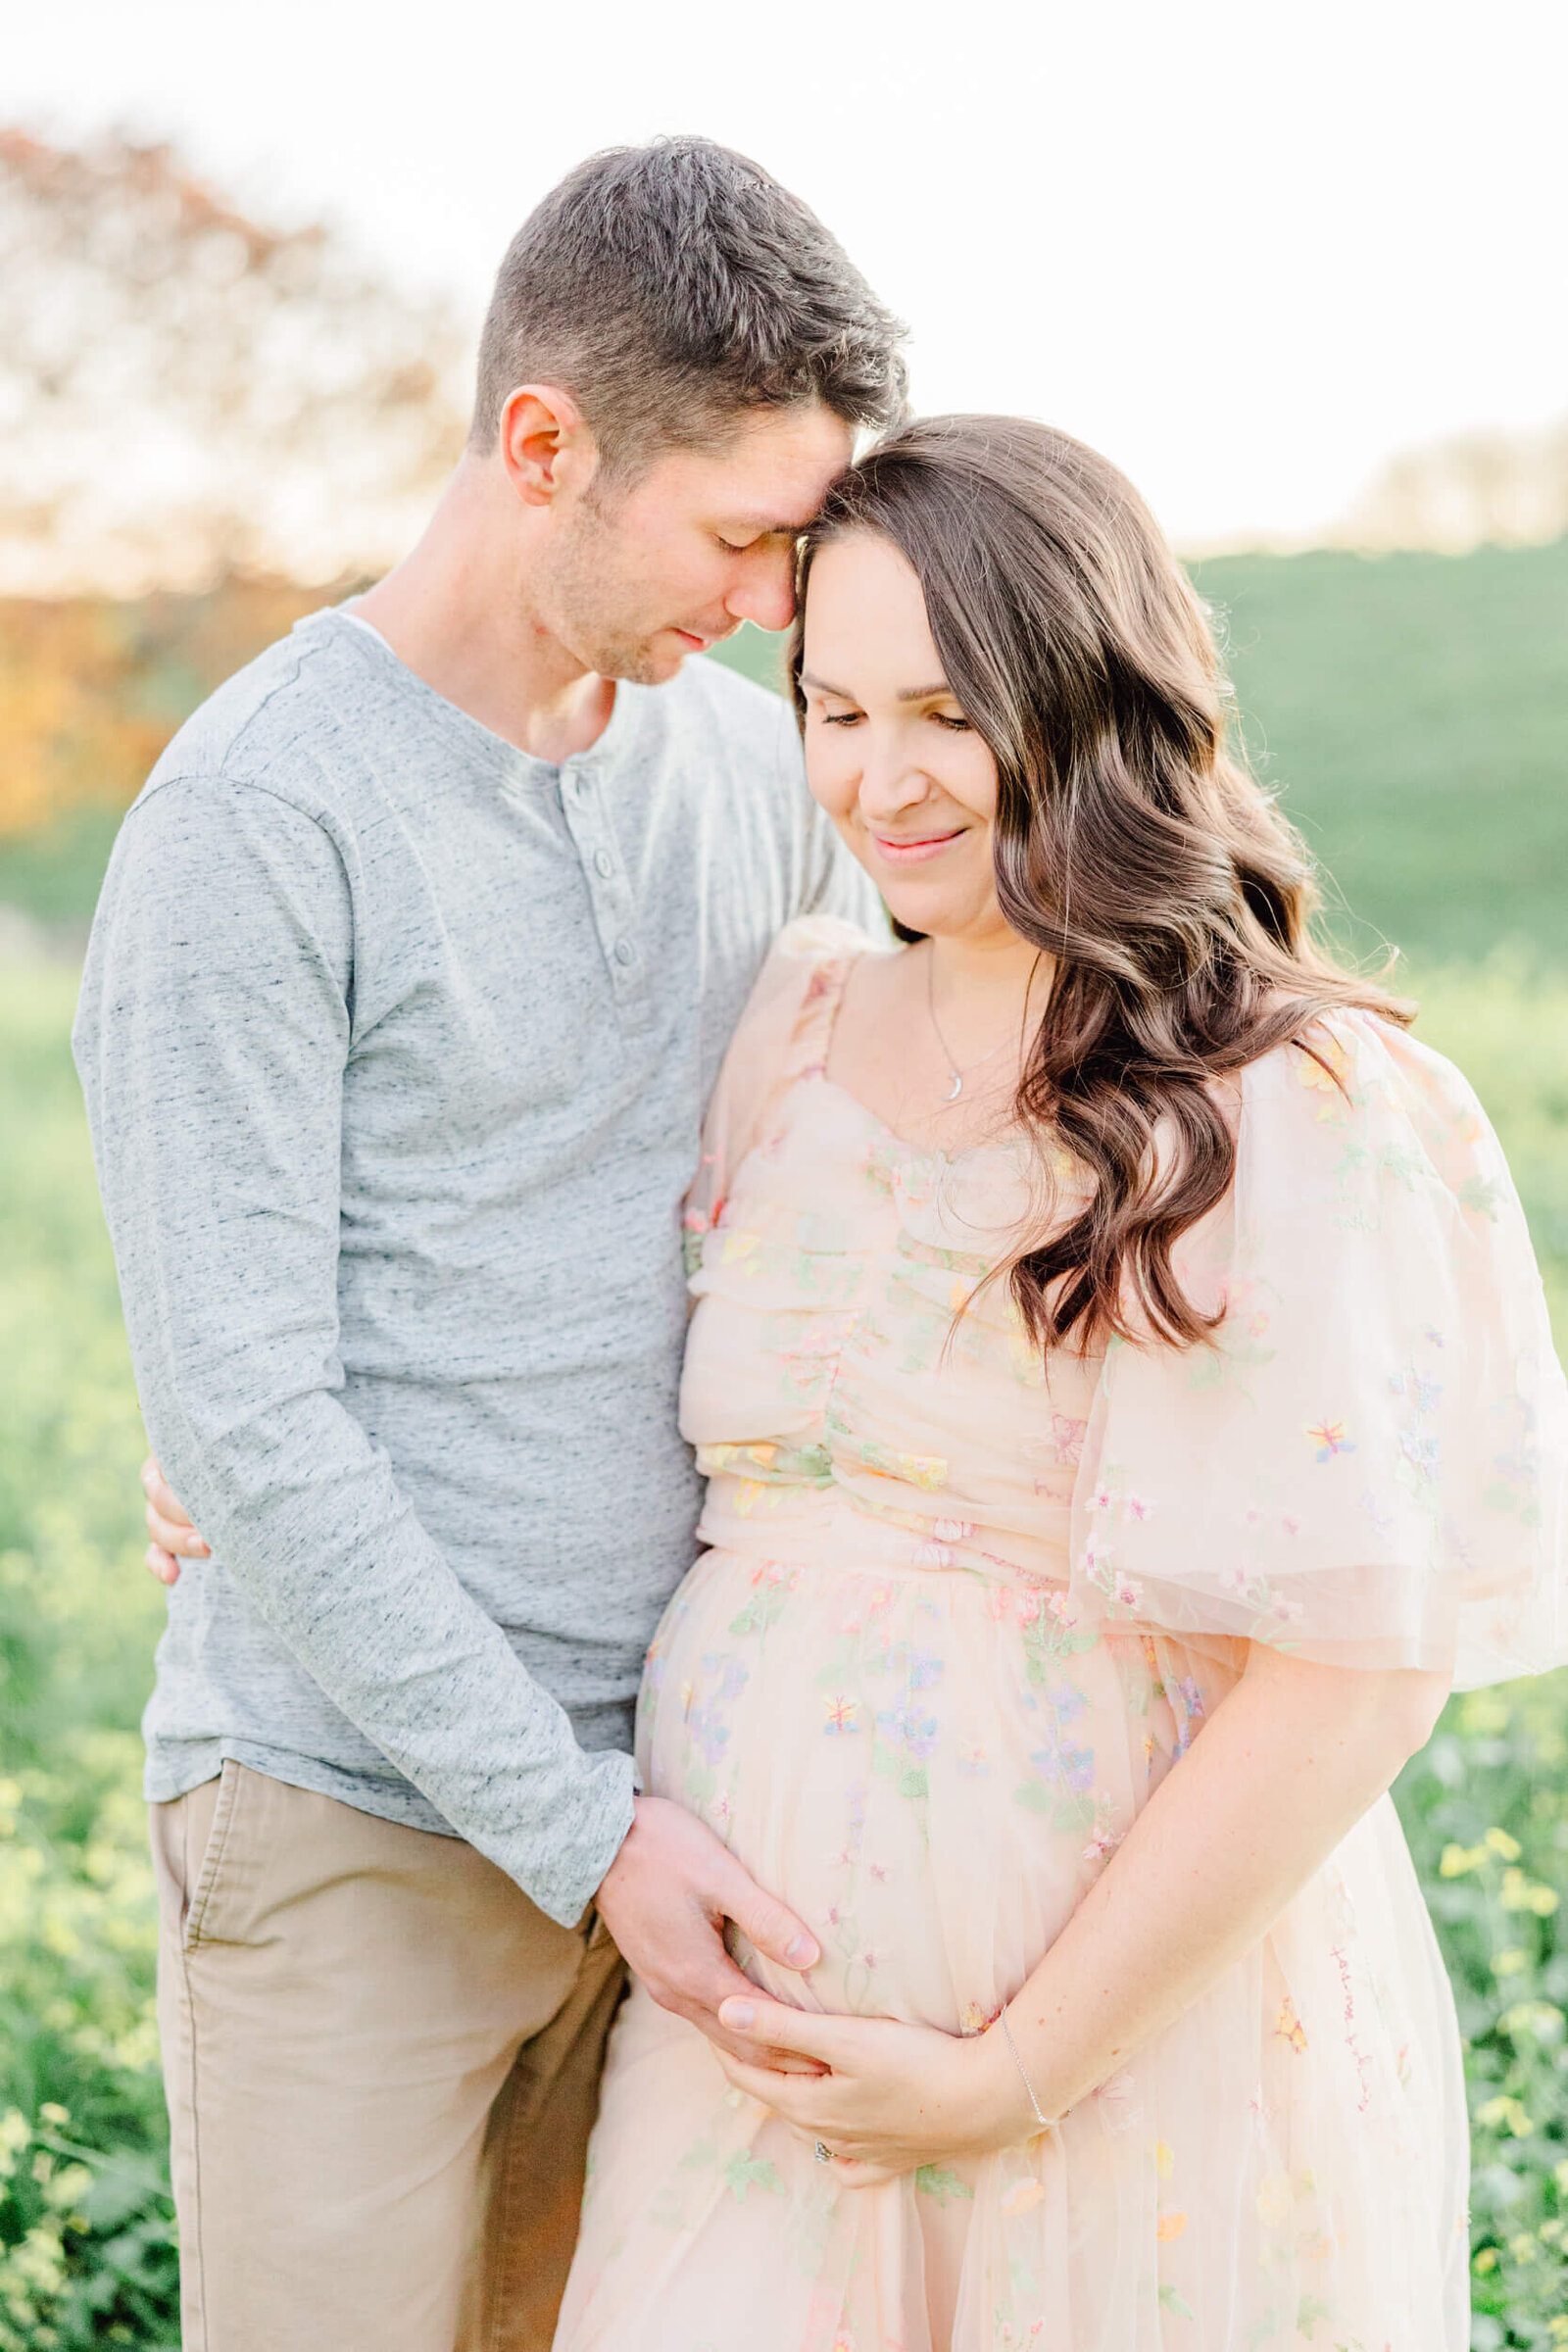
{"left": 8, "top": 0, "right": 1568, "bottom": 557}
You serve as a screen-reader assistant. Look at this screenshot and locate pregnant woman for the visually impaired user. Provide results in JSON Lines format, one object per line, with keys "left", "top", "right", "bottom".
{"left": 554, "top": 418, "right": 1566, "bottom": 2349}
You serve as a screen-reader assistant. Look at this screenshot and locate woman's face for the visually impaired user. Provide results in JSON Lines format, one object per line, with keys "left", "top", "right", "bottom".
{"left": 799, "top": 531, "right": 1006, "bottom": 944}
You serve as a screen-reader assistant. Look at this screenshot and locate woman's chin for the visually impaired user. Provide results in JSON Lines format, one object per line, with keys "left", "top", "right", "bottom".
{"left": 877, "top": 884, "right": 991, "bottom": 943}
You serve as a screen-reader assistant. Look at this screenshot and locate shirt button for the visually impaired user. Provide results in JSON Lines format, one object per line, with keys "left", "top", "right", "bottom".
{"left": 594, "top": 850, "right": 614, "bottom": 878}
{"left": 572, "top": 775, "right": 592, "bottom": 801}
{"left": 613, "top": 939, "right": 636, "bottom": 967}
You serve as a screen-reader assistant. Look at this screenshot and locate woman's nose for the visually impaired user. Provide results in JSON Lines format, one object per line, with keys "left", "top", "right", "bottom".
{"left": 857, "top": 750, "right": 935, "bottom": 822}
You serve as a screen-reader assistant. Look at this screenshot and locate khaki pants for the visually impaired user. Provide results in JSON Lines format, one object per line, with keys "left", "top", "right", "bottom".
{"left": 150, "top": 1762, "right": 627, "bottom": 2352}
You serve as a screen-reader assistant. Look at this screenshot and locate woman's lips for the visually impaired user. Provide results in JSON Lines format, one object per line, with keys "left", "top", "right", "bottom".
{"left": 872, "top": 828, "right": 967, "bottom": 865}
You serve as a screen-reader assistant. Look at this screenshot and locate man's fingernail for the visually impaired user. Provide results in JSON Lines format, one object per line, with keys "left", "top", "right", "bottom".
{"left": 722, "top": 2000, "right": 756, "bottom": 2031}
{"left": 785, "top": 1936, "right": 816, "bottom": 1967}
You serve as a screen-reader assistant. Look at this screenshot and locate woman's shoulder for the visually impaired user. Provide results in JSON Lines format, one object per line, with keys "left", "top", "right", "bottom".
{"left": 1236, "top": 1002, "right": 1503, "bottom": 1210}
{"left": 760, "top": 911, "right": 891, "bottom": 986}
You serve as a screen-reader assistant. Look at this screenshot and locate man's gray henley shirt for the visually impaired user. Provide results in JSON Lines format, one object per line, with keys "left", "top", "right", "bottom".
{"left": 73, "top": 608, "right": 876, "bottom": 1926}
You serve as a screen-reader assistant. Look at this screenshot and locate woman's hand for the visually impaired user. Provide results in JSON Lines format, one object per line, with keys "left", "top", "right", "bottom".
{"left": 141, "top": 1454, "right": 210, "bottom": 1585}
{"left": 712, "top": 1994, "right": 1033, "bottom": 2187}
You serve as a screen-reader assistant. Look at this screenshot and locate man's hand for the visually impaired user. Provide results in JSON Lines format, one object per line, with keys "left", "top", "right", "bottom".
{"left": 140, "top": 1454, "right": 210, "bottom": 1586}
{"left": 595, "top": 1795, "right": 825, "bottom": 2072}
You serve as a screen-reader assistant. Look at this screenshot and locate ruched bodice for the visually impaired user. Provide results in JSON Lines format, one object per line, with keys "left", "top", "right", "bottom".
{"left": 684, "top": 1069, "right": 1095, "bottom": 1594}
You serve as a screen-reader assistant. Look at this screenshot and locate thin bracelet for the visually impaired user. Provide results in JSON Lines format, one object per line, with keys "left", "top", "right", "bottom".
{"left": 998, "top": 2001, "right": 1054, "bottom": 2132}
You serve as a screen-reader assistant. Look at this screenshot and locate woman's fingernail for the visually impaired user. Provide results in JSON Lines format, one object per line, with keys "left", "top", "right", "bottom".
{"left": 785, "top": 1935, "right": 816, "bottom": 1967}
{"left": 722, "top": 2000, "right": 756, "bottom": 2031}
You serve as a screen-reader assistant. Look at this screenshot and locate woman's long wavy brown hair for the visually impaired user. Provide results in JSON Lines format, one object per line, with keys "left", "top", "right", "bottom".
{"left": 789, "top": 415, "right": 1410, "bottom": 1355}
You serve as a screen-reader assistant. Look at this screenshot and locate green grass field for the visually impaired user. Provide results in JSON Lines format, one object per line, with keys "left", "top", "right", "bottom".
{"left": 2, "top": 538, "right": 1566, "bottom": 2344}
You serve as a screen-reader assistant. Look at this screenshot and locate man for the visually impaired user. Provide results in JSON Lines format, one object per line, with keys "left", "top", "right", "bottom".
{"left": 74, "top": 136, "right": 905, "bottom": 2351}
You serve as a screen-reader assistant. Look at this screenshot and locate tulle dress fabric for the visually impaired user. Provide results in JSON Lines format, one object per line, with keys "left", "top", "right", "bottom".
{"left": 553, "top": 918, "right": 1568, "bottom": 2352}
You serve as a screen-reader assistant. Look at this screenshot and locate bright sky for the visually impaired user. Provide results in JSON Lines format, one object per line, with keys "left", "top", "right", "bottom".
{"left": 12, "top": 0, "right": 1566, "bottom": 547}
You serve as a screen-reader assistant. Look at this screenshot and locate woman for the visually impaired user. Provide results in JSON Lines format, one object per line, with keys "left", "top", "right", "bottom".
{"left": 553, "top": 417, "right": 1566, "bottom": 2350}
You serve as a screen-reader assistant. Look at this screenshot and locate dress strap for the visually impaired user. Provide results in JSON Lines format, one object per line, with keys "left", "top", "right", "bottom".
{"left": 790, "top": 946, "right": 859, "bottom": 1083}
{"left": 686, "top": 917, "right": 879, "bottom": 1244}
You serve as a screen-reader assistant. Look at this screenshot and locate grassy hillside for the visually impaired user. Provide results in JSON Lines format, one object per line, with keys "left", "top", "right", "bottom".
{"left": 1195, "top": 540, "right": 1568, "bottom": 967}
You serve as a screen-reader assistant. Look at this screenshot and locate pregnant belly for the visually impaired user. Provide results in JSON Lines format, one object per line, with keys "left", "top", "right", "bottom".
{"left": 637, "top": 1545, "right": 1232, "bottom": 2033}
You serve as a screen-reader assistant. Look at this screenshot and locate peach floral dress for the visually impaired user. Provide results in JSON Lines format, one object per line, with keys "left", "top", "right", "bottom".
{"left": 553, "top": 917, "right": 1567, "bottom": 2352}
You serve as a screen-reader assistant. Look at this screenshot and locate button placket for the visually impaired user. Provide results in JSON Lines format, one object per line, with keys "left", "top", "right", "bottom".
{"left": 561, "top": 766, "right": 650, "bottom": 1024}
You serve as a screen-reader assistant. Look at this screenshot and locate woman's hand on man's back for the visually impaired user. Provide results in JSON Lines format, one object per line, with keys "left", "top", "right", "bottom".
{"left": 141, "top": 1454, "right": 209, "bottom": 1584}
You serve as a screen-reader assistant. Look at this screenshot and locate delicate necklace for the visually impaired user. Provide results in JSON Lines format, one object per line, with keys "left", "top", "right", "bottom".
{"left": 925, "top": 950, "right": 1016, "bottom": 1103}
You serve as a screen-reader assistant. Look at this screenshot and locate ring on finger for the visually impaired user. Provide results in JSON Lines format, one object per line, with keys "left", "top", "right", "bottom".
{"left": 812, "top": 2140, "right": 832, "bottom": 2164}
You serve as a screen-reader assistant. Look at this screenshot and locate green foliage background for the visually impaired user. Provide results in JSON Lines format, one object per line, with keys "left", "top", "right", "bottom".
{"left": 2, "top": 542, "right": 1566, "bottom": 2346}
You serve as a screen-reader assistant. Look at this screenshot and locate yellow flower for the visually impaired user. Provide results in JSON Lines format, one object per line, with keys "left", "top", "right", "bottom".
{"left": 1001, "top": 2177, "right": 1046, "bottom": 2217}
{"left": 1155, "top": 2210, "right": 1188, "bottom": 2241}
{"left": 1154, "top": 2140, "right": 1175, "bottom": 2180}
{"left": 1296, "top": 1035, "right": 1351, "bottom": 1118}
{"left": 1477, "top": 2094, "right": 1534, "bottom": 2138}
{"left": 1274, "top": 1995, "right": 1308, "bottom": 2054}
{"left": 1255, "top": 2175, "right": 1292, "bottom": 2228}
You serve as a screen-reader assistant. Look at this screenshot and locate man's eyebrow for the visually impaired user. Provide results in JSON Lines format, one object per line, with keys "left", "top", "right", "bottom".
{"left": 730, "top": 513, "right": 819, "bottom": 535}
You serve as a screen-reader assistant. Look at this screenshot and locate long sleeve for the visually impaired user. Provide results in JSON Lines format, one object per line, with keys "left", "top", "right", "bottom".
{"left": 74, "top": 774, "right": 635, "bottom": 1926}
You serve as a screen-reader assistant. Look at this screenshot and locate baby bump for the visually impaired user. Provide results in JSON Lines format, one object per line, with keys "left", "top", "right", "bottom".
{"left": 637, "top": 1548, "right": 1236, "bottom": 2033}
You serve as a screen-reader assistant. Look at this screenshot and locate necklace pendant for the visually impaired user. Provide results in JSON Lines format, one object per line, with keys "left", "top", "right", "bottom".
{"left": 946, "top": 1071, "right": 963, "bottom": 1102}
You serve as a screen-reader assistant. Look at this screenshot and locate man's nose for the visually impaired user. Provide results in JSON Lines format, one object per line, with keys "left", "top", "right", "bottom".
{"left": 726, "top": 551, "right": 797, "bottom": 636}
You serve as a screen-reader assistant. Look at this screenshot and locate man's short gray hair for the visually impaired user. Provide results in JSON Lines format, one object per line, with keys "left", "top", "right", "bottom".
{"left": 470, "top": 136, "right": 907, "bottom": 471}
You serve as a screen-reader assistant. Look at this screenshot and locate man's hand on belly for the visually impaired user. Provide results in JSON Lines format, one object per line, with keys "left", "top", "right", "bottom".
{"left": 594, "top": 1795, "right": 826, "bottom": 2073}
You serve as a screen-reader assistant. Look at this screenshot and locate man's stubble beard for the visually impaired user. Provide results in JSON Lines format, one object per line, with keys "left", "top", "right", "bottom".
{"left": 540, "top": 497, "right": 676, "bottom": 689}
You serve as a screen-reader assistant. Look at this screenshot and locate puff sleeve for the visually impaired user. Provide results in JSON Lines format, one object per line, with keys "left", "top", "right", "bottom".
{"left": 1069, "top": 1008, "right": 1567, "bottom": 1688}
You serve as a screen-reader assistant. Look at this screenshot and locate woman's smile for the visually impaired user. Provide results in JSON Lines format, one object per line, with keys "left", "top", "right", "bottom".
{"left": 870, "top": 825, "right": 968, "bottom": 864}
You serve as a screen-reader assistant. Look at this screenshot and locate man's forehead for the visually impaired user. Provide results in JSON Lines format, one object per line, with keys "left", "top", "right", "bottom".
{"left": 696, "top": 404, "right": 853, "bottom": 521}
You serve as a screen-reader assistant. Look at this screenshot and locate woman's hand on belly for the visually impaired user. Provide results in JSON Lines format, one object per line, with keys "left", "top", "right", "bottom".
{"left": 710, "top": 1997, "right": 1032, "bottom": 2186}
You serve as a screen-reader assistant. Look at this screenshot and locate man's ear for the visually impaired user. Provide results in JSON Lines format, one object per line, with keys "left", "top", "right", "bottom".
{"left": 499, "top": 383, "right": 597, "bottom": 509}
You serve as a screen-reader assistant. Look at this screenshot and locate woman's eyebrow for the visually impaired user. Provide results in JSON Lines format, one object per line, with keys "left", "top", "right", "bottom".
{"left": 798, "top": 673, "right": 954, "bottom": 702}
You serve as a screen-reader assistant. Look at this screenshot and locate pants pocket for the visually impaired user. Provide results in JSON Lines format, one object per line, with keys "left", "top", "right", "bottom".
{"left": 183, "top": 1759, "right": 244, "bottom": 1953}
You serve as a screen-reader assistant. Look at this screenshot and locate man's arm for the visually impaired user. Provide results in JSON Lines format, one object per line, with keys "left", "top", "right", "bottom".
{"left": 75, "top": 775, "right": 631, "bottom": 1924}
{"left": 74, "top": 776, "right": 819, "bottom": 2032}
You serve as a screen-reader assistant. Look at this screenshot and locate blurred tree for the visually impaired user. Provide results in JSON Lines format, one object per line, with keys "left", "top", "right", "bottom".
{"left": 0, "top": 578, "right": 327, "bottom": 840}
{"left": 0, "top": 129, "right": 468, "bottom": 596}
{"left": 1337, "top": 415, "right": 1568, "bottom": 553}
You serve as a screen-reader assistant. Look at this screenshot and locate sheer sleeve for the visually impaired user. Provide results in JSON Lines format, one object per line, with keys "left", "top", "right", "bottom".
{"left": 1068, "top": 1008, "right": 1568, "bottom": 1688}
{"left": 683, "top": 914, "right": 880, "bottom": 1260}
